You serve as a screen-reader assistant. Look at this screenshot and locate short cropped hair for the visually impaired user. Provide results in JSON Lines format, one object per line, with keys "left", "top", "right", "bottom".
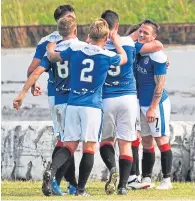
{"left": 125, "top": 23, "right": 142, "bottom": 36}
{"left": 89, "top": 18, "right": 109, "bottom": 42}
{"left": 101, "top": 10, "right": 119, "bottom": 30}
{"left": 142, "top": 19, "right": 160, "bottom": 34}
{"left": 54, "top": 5, "right": 75, "bottom": 21}
{"left": 57, "top": 17, "right": 76, "bottom": 37}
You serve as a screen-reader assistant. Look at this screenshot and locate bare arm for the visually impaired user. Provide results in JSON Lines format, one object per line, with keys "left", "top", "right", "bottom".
{"left": 27, "top": 58, "right": 41, "bottom": 77}
{"left": 140, "top": 40, "right": 163, "bottom": 53}
{"left": 146, "top": 74, "right": 166, "bottom": 122}
{"left": 46, "top": 42, "right": 62, "bottom": 62}
{"left": 13, "top": 66, "right": 45, "bottom": 110}
{"left": 27, "top": 58, "right": 42, "bottom": 96}
{"left": 110, "top": 30, "right": 127, "bottom": 65}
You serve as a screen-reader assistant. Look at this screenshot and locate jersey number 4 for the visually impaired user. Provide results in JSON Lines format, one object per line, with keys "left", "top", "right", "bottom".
{"left": 80, "top": 59, "right": 94, "bottom": 82}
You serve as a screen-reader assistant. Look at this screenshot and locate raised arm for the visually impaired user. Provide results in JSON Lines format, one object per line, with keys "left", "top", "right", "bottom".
{"left": 13, "top": 66, "right": 45, "bottom": 110}
{"left": 46, "top": 42, "right": 62, "bottom": 62}
{"left": 140, "top": 40, "right": 163, "bottom": 53}
{"left": 110, "top": 29, "right": 127, "bottom": 65}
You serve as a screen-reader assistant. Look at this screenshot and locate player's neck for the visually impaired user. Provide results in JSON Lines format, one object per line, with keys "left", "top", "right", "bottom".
{"left": 90, "top": 40, "right": 105, "bottom": 48}
{"left": 63, "top": 35, "right": 76, "bottom": 40}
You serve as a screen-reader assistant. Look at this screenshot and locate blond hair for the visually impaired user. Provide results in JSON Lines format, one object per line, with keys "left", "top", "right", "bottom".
{"left": 57, "top": 16, "right": 76, "bottom": 37}
{"left": 89, "top": 18, "right": 109, "bottom": 41}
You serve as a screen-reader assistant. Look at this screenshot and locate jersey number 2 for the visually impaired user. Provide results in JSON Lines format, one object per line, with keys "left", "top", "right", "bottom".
{"left": 80, "top": 59, "right": 94, "bottom": 82}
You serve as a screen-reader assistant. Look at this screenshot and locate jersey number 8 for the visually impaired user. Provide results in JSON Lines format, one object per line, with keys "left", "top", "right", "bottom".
{"left": 57, "top": 61, "right": 69, "bottom": 78}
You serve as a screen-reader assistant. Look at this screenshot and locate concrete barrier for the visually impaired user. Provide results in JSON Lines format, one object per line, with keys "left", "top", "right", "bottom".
{"left": 2, "top": 23, "right": 195, "bottom": 48}
{"left": 1, "top": 121, "right": 195, "bottom": 181}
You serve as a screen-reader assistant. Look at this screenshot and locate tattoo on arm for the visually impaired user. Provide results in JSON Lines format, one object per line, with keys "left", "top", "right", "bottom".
{"left": 151, "top": 74, "right": 166, "bottom": 104}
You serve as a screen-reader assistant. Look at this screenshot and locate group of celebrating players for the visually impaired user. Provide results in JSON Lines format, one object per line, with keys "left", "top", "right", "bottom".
{"left": 13, "top": 4, "right": 173, "bottom": 197}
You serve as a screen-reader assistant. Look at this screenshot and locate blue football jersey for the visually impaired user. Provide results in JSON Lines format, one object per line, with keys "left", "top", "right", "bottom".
{"left": 34, "top": 31, "right": 62, "bottom": 96}
{"left": 103, "top": 37, "right": 137, "bottom": 99}
{"left": 40, "top": 38, "right": 79, "bottom": 105}
{"left": 60, "top": 42, "right": 121, "bottom": 109}
{"left": 135, "top": 50, "right": 168, "bottom": 106}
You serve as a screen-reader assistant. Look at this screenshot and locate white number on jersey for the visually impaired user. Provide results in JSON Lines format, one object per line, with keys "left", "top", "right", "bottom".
{"left": 57, "top": 61, "right": 69, "bottom": 78}
{"left": 80, "top": 59, "right": 94, "bottom": 82}
{"left": 108, "top": 65, "right": 120, "bottom": 77}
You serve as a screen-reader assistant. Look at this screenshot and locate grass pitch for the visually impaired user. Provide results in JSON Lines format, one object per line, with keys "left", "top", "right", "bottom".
{"left": 2, "top": 0, "right": 195, "bottom": 26}
{"left": 1, "top": 181, "right": 195, "bottom": 200}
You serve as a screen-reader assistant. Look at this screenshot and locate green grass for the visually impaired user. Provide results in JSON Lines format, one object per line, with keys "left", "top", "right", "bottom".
{"left": 1, "top": 181, "right": 195, "bottom": 200}
{"left": 1, "top": 0, "right": 195, "bottom": 26}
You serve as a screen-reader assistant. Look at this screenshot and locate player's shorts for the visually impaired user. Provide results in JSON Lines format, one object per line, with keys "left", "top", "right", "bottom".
{"left": 48, "top": 96, "right": 60, "bottom": 137}
{"left": 101, "top": 95, "right": 138, "bottom": 142}
{"left": 62, "top": 105, "right": 103, "bottom": 142}
{"left": 54, "top": 103, "right": 67, "bottom": 139}
{"left": 140, "top": 97, "right": 171, "bottom": 137}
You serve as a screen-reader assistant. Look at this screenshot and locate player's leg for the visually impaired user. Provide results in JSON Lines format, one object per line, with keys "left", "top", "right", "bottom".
{"left": 76, "top": 106, "right": 102, "bottom": 196}
{"left": 139, "top": 107, "right": 156, "bottom": 188}
{"left": 56, "top": 103, "right": 77, "bottom": 194}
{"left": 65, "top": 155, "right": 77, "bottom": 195}
{"left": 100, "top": 98, "right": 119, "bottom": 195}
{"left": 42, "top": 105, "right": 79, "bottom": 196}
{"left": 128, "top": 103, "right": 146, "bottom": 189}
{"left": 152, "top": 98, "right": 172, "bottom": 190}
{"left": 116, "top": 95, "right": 137, "bottom": 195}
{"left": 127, "top": 131, "right": 150, "bottom": 190}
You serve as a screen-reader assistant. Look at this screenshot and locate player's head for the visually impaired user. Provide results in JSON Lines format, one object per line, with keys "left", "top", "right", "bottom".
{"left": 138, "top": 19, "right": 160, "bottom": 43}
{"left": 125, "top": 23, "right": 142, "bottom": 36}
{"left": 101, "top": 10, "right": 119, "bottom": 31}
{"left": 88, "top": 18, "right": 109, "bottom": 44}
{"left": 54, "top": 5, "right": 75, "bottom": 21}
{"left": 57, "top": 16, "right": 77, "bottom": 38}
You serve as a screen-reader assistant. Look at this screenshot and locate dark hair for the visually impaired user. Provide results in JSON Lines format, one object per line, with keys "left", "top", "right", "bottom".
{"left": 101, "top": 10, "right": 119, "bottom": 30}
{"left": 54, "top": 5, "right": 75, "bottom": 21}
{"left": 142, "top": 19, "right": 160, "bottom": 34}
{"left": 125, "top": 23, "right": 142, "bottom": 36}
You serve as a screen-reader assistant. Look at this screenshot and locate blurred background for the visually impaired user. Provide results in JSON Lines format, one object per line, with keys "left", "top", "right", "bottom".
{"left": 1, "top": 0, "right": 195, "bottom": 121}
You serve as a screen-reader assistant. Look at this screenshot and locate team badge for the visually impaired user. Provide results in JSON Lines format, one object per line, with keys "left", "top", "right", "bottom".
{"left": 144, "top": 57, "right": 149, "bottom": 64}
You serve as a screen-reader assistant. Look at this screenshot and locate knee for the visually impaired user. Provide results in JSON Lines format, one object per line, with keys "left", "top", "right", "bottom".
{"left": 142, "top": 136, "right": 154, "bottom": 149}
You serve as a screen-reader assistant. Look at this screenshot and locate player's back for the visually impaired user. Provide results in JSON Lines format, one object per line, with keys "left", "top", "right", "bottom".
{"left": 52, "top": 38, "right": 79, "bottom": 104}
{"left": 61, "top": 43, "right": 120, "bottom": 109}
{"left": 103, "top": 36, "right": 136, "bottom": 98}
{"left": 135, "top": 50, "right": 168, "bottom": 106}
{"left": 34, "top": 31, "right": 63, "bottom": 96}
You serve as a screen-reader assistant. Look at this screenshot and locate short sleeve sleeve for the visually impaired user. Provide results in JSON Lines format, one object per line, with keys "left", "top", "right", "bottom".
{"left": 110, "top": 54, "right": 121, "bottom": 67}
{"left": 60, "top": 47, "right": 72, "bottom": 61}
{"left": 135, "top": 42, "right": 144, "bottom": 54}
{"left": 153, "top": 61, "right": 167, "bottom": 75}
{"left": 40, "top": 56, "right": 51, "bottom": 71}
{"left": 33, "top": 41, "right": 48, "bottom": 59}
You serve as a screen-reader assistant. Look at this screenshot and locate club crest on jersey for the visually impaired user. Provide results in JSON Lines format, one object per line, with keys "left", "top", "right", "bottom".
{"left": 144, "top": 57, "right": 149, "bottom": 65}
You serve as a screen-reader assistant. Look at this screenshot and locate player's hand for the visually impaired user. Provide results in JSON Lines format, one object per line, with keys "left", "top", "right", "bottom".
{"left": 31, "top": 83, "right": 42, "bottom": 96}
{"left": 13, "top": 93, "right": 25, "bottom": 110}
{"left": 146, "top": 107, "right": 156, "bottom": 123}
{"left": 46, "top": 42, "right": 56, "bottom": 52}
{"left": 110, "top": 28, "right": 120, "bottom": 44}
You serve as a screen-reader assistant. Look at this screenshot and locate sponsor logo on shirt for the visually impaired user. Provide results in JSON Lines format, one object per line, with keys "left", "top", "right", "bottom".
{"left": 136, "top": 64, "right": 147, "bottom": 74}
{"left": 144, "top": 57, "right": 149, "bottom": 65}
